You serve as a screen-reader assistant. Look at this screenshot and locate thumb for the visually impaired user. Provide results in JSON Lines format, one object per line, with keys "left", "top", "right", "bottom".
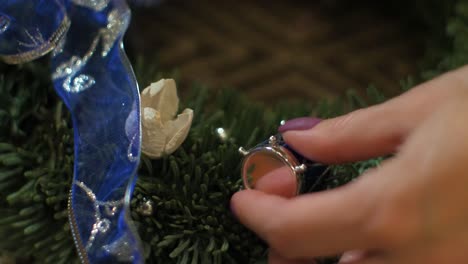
{"left": 280, "top": 66, "right": 468, "bottom": 163}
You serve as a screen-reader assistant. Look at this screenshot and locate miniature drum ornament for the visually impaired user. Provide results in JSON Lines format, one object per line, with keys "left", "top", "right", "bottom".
{"left": 239, "top": 135, "right": 327, "bottom": 196}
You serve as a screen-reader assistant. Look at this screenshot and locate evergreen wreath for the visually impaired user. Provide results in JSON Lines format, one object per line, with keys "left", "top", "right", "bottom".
{"left": 0, "top": 1, "right": 467, "bottom": 263}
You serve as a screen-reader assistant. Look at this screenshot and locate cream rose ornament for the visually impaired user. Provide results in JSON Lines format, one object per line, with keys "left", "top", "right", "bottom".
{"left": 141, "top": 79, "right": 194, "bottom": 158}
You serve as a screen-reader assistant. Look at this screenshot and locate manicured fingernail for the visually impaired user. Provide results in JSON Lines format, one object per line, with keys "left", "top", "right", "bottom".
{"left": 339, "top": 251, "right": 364, "bottom": 264}
{"left": 278, "top": 117, "right": 321, "bottom": 133}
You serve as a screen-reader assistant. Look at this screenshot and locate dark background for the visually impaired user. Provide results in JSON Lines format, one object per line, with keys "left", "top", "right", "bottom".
{"left": 126, "top": 0, "right": 426, "bottom": 103}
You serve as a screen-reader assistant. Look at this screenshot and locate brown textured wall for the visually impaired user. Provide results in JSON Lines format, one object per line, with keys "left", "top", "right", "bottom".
{"left": 127, "top": 0, "right": 424, "bottom": 102}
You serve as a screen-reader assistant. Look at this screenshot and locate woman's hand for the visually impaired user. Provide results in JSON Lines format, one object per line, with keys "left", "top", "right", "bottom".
{"left": 230, "top": 65, "right": 468, "bottom": 264}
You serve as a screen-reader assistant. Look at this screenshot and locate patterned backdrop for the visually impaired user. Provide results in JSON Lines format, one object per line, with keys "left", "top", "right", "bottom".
{"left": 127, "top": 0, "right": 424, "bottom": 103}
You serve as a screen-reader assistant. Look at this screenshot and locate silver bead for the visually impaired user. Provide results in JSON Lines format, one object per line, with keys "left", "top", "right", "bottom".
{"left": 137, "top": 199, "right": 154, "bottom": 216}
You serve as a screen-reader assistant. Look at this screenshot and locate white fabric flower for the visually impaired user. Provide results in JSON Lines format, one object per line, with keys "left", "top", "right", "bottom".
{"left": 141, "top": 79, "right": 193, "bottom": 158}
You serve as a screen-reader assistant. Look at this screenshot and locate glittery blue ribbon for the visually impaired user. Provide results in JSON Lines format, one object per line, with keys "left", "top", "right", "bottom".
{"left": 0, "top": 1, "right": 143, "bottom": 263}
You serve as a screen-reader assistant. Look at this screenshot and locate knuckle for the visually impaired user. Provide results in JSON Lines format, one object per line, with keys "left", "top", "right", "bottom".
{"left": 448, "top": 66, "right": 468, "bottom": 92}
{"left": 363, "top": 194, "right": 422, "bottom": 248}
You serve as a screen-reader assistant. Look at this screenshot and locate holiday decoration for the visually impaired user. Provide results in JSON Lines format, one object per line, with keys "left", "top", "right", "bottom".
{"left": 141, "top": 79, "right": 194, "bottom": 159}
{"left": 0, "top": 1, "right": 144, "bottom": 263}
{"left": 239, "top": 134, "right": 328, "bottom": 196}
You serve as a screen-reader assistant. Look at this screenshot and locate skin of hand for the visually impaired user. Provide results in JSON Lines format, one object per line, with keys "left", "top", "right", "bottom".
{"left": 230, "top": 65, "right": 468, "bottom": 264}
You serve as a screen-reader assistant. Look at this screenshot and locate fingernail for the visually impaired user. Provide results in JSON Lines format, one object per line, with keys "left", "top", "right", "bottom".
{"left": 278, "top": 117, "right": 322, "bottom": 133}
{"left": 339, "top": 251, "right": 364, "bottom": 264}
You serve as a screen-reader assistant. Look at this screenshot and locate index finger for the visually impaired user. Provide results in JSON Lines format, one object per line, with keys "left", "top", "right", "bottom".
{"left": 282, "top": 65, "right": 468, "bottom": 164}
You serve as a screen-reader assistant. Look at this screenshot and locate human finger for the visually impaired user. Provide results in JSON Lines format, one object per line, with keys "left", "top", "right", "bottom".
{"left": 281, "top": 65, "right": 468, "bottom": 163}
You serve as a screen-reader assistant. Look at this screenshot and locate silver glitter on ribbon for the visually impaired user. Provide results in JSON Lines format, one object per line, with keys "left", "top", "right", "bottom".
{"left": 52, "top": 34, "right": 67, "bottom": 57}
{"left": 53, "top": 35, "right": 100, "bottom": 93}
{"left": 0, "top": 2, "right": 70, "bottom": 64}
{"left": 104, "top": 205, "right": 118, "bottom": 216}
{"left": 72, "top": 0, "right": 111, "bottom": 11}
{"left": 53, "top": 56, "right": 82, "bottom": 79}
{"left": 18, "top": 28, "right": 45, "bottom": 48}
{"left": 102, "top": 234, "right": 136, "bottom": 262}
{"left": 127, "top": 134, "right": 139, "bottom": 163}
{"left": 75, "top": 181, "right": 124, "bottom": 251}
{"left": 53, "top": 35, "right": 99, "bottom": 79}
{"left": 0, "top": 15, "right": 11, "bottom": 34}
{"left": 53, "top": 9, "right": 127, "bottom": 93}
{"left": 125, "top": 106, "right": 140, "bottom": 163}
{"left": 63, "top": 74, "right": 96, "bottom": 93}
{"left": 101, "top": 9, "right": 127, "bottom": 57}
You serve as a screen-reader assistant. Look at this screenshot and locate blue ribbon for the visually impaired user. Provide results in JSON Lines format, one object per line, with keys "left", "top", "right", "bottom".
{"left": 0, "top": 1, "right": 143, "bottom": 263}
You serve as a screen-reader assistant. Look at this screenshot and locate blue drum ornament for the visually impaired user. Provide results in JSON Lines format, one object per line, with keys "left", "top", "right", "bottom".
{"left": 0, "top": 1, "right": 144, "bottom": 263}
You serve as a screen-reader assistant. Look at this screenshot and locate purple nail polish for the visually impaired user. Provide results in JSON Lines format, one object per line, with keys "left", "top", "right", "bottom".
{"left": 278, "top": 117, "right": 322, "bottom": 133}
